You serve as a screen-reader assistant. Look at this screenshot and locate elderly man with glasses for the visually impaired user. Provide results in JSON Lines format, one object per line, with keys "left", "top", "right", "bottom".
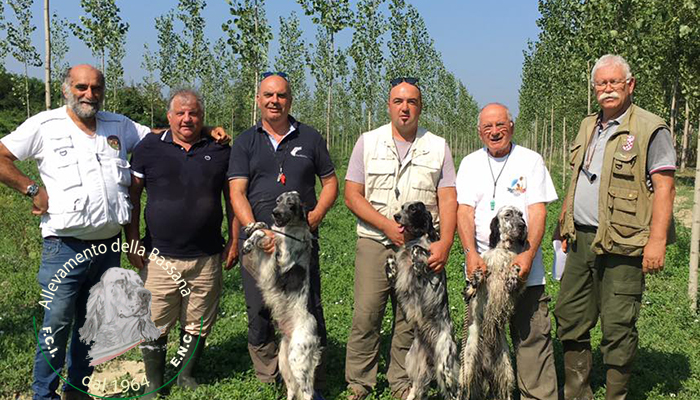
{"left": 455, "top": 102, "right": 559, "bottom": 400}
{"left": 228, "top": 72, "right": 339, "bottom": 398}
{"left": 555, "top": 54, "right": 676, "bottom": 400}
{"left": 343, "top": 77, "right": 457, "bottom": 400}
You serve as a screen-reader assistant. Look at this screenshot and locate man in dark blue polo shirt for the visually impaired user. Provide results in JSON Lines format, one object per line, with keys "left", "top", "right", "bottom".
{"left": 126, "top": 89, "right": 237, "bottom": 398}
{"left": 228, "top": 73, "right": 338, "bottom": 396}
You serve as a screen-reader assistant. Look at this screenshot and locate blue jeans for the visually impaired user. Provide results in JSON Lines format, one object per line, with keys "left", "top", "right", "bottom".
{"left": 32, "top": 235, "right": 120, "bottom": 400}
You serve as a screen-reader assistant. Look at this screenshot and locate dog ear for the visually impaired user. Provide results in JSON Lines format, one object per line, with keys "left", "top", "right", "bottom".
{"left": 517, "top": 222, "right": 529, "bottom": 250}
{"left": 425, "top": 211, "right": 440, "bottom": 242}
{"left": 79, "top": 282, "right": 104, "bottom": 344}
{"left": 102, "top": 283, "right": 118, "bottom": 325}
{"left": 488, "top": 215, "right": 501, "bottom": 249}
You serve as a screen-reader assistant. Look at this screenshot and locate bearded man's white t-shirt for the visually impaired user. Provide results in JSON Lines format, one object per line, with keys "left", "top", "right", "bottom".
{"left": 456, "top": 144, "right": 558, "bottom": 287}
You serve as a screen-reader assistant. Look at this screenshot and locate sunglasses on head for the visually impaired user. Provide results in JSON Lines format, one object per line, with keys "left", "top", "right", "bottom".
{"left": 261, "top": 71, "right": 288, "bottom": 80}
{"left": 390, "top": 77, "right": 419, "bottom": 87}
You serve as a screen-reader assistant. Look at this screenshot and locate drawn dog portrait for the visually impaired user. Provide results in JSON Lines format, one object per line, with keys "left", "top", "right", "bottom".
{"left": 79, "top": 267, "right": 162, "bottom": 366}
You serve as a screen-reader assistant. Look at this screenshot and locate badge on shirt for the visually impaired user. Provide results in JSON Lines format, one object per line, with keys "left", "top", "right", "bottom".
{"left": 622, "top": 135, "right": 635, "bottom": 152}
{"left": 507, "top": 176, "right": 527, "bottom": 195}
{"left": 107, "top": 135, "right": 121, "bottom": 151}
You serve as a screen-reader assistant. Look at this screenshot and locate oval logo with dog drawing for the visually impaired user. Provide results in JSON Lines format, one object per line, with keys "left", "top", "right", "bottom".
{"left": 34, "top": 239, "right": 200, "bottom": 399}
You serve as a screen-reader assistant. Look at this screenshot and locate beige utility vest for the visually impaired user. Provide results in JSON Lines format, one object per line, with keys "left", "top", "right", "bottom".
{"left": 358, "top": 123, "right": 445, "bottom": 244}
{"left": 561, "top": 104, "right": 675, "bottom": 256}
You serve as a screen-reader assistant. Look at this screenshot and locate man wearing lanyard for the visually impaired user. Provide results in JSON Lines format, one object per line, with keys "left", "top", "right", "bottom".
{"left": 228, "top": 72, "right": 338, "bottom": 398}
{"left": 456, "top": 103, "right": 559, "bottom": 400}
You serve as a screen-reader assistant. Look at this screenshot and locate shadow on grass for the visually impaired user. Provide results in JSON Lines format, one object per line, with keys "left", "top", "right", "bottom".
{"left": 631, "top": 347, "right": 690, "bottom": 399}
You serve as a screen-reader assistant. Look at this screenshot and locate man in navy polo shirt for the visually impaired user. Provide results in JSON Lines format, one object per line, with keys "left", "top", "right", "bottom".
{"left": 228, "top": 73, "right": 338, "bottom": 395}
{"left": 126, "top": 89, "right": 237, "bottom": 398}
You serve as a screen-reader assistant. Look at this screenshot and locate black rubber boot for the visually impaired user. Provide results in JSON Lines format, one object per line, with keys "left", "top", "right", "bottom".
{"left": 562, "top": 340, "right": 594, "bottom": 400}
{"left": 176, "top": 330, "right": 205, "bottom": 390}
{"left": 140, "top": 335, "right": 168, "bottom": 399}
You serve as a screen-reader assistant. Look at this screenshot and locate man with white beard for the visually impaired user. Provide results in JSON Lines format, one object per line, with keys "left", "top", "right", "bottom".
{"left": 0, "top": 64, "right": 225, "bottom": 400}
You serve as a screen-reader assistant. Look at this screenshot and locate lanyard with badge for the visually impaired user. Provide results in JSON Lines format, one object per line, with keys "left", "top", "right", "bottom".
{"left": 264, "top": 133, "right": 288, "bottom": 185}
{"left": 487, "top": 146, "right": 511, "bottom": 211}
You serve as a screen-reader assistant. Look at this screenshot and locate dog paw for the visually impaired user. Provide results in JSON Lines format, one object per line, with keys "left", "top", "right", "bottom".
{"left": 242, "top": 238, "right": 255, "bottom": 255}
{"left": 244, "top": 221, "right": 268, "bottom": 236}
{"left": 386, "top": 256, "right": 397, "bottom": 282}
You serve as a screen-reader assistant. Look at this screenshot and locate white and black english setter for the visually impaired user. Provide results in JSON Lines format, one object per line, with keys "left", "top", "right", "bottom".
{"left": 460, "top": 205, "right": 528, "bottom": 400}
{"left": 242, "top": 191, "right": 321, "bottom": 400}
{"left": 385, "top": 201, "right": 461, "bottom": 400}
{"left": 79, "top": 267, "right": 161, "bottom": 366}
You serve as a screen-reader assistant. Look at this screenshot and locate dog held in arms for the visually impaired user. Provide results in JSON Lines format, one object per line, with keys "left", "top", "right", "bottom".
{"left": 460, "top": 205, "right": 528, "bottom": 400}
{"left": 242, "top": 191, "right": 321, "bottom": 400}
{"left": 79, "top": 267, "right": 161, "bottom": 366}
{"left": 385, "top": 201, "right": 460, "bottom": 400}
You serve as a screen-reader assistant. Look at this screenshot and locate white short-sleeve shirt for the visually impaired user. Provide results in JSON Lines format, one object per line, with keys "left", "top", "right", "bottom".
{"left": 456, "top": 144, "right": 558, "bottom": 287}
{"left": 1, "top": 106, "right": 150, "bottom": 239}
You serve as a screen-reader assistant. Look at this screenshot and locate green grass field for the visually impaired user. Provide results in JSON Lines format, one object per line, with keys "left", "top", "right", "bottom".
{"left": 0, "top": 159, "right": 698, "bottom": 400}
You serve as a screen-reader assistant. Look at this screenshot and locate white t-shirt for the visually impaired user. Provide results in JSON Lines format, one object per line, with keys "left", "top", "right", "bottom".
{"left": 456, "top": 144, "right": 558, "bottom": 287}
{"left": 1, "top": 106, "right": 150, "bottom": 239}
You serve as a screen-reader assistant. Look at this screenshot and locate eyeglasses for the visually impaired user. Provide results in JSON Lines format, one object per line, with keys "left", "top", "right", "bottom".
{"left": 390, "top": 77, "right": 419, "bottom": 88}
{"left": 261, "top": 71, "right": 288, "bottom": 80}
{"left": 593, "top": 79, "right": 629, "bottom": 89}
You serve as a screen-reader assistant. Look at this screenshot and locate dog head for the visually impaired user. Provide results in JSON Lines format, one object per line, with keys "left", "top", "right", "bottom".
{"left": 272, "top": 191, "right": 307, "bottom": 228}
{"left": 488, "top": 206, "right": 528, "bottom": 252}
{"left": 79, "top": 267, "right": 155, "bottom": 344}
{"left": 394, "top": 201, "right": 440, "bottom": 242}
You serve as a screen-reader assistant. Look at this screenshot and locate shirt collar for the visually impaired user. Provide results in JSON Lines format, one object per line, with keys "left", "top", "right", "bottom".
{"left": 256, "top": 115, "right": 299, "bottom": 137}
{"left": 160, "top": 130, "right": 210, "bottom": 145}
{"left": 597, "top": 105, "right": 630, "bottom": 128}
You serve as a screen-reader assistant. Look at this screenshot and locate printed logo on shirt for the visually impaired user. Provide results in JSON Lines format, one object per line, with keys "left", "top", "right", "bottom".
{"left": 204, "top": 155, "right": 211, "bottom": 161}
{"left": 107, "top": 135, "right": 121, "bottom": 151}
{"left": 291, "top": 146, "right": 308, "bottom": 158}
{"left": 622, "top": 135, "right": 635, "bottom": 151}
{"left": 507, "top": 176, "right": 527, "bottom": 195}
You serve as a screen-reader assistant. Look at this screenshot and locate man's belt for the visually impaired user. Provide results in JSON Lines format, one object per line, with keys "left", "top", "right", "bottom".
{"left": 574, "top": 223, "right": 597, "bottom": 233}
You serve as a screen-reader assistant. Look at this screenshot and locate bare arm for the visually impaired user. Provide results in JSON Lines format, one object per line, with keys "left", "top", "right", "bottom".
{"left": 125, "top": 175, "right": 146, "bottom": 269}
{"left": 228, "top": 177, "right": 274, "bottom": 253}
{"left": 344, "top": 180, "right": 404, "bottom": 246}
{"left": 456, "top": 204, "right": 486, "bottom": 277}
{"left": 643, "top": 171, "right": 675, "bottom": 274}
{"left": 0, "top": 142, "right": 48, "bottom": 214}
{"left": 427, "top": 186, "right": 457, "bottom": 272}
{"left": 512, "top": 202, "right": 547, "bottom": 280}
{"left": 308, "top": 173, "right": 339, "bottom": 230}
{"left": 222, "top": 180, "right": 240, "bottom": 269}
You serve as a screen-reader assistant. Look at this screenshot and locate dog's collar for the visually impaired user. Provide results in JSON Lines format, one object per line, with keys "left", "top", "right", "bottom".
{"left": 270, "top": 228, "right": 314, "bottom": 243}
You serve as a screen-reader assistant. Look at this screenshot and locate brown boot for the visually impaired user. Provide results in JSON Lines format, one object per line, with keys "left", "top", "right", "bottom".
{"left": 562, "top": 341, "right": 594, "bottom": 400}
{"left": 605, "top": 365, "right": 631, "bottom": 400}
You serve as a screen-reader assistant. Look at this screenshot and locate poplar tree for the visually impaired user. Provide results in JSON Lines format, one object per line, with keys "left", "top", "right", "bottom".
{"left": 6, "top": 0, "right": 43, "bottom": 118}
{"left": 70, "top": 0, "right": 129, "bottom": 74}
{"left": 274, "top": 11, "right": 309, "bottom": 118}
{"left": 49, "top": 13, "right": 69, "bottom": 105}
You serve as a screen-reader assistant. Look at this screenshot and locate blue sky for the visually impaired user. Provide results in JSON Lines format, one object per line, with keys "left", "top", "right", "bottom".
{"left": 3, "top": 0, "right": 542, "bottom": 116}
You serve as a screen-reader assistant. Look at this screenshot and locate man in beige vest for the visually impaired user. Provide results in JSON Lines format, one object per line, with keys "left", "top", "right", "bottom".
{"left": 343, "top": 78, "right": 457, "bottom": 400}
{"left": 555, "top": 54, "right": 676, "bottom": 400}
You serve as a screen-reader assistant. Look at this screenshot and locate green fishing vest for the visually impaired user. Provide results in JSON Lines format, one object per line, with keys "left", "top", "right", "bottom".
{"left": 561, "top": 104, "right": 675, "bottom": 256}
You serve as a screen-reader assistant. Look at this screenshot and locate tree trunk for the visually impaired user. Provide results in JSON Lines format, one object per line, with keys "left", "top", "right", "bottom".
{"left": 325, "top": 30, "right": 334, "bottom": 150}
{"left": 689, "top": 121, "right": 700, "bottom": 313}
{"left": 587, "top": 60, "right": 591, "bottom": 115}
{"left": 562, "top": 116, "right": 567, "bottom": 189}
{"left": 534, "top": 114, "right": 539, "bottom": 153}
{"left": 24, "top": 60, "right": 30, "bottom": 118}
{"left": 681, "top": 100, "right": 691, "bottom": 172}
{"left": 251, "top": 1, "right": 259, "bottom": 126}
{"left": 44, "top": 0, "right": 51, "bottom": 110}
{"left": 549, "top": 105, "right": 554, "bottom": 168}
{"left": 670, "top": 83, "right": 677, "bottom": 143}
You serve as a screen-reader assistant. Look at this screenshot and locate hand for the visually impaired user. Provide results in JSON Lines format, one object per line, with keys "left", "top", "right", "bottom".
{"left": 428, "top": 240, "right": 451, "bottom": 273}
{"left": 222, "top": 239, "right": 239, "bottom": 270}
{"left": 208, "top": 126, "right": 230, "bottom": 145}
{"left": 127, "top": 240, "right": 146, "bottom": 269}
{"left": 260, "top": 229, "right": 276, "bottom": 254}
{"left": 307, "top": 209, "right": 323, "bottom": 231}
{"left": 511, "top": 252, "right": 533, "bottom": 281}
{"left": 31, "top": 187, "right": 49, "bottom": 215}
{"left": 561, "top": 238, "right": 568, "bottom": 253}
{"left": 642, "top": 238, "right": 666, "bottom": 274}
{"left": 382, "top": 219, "right": 405, "bottom": 247}
{"left": 466, "top": 251, "right": 487, "bottom": 278}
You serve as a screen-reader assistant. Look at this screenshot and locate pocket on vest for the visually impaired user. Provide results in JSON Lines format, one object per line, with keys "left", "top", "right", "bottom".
{"left": 55, "top": 153, "right": 82, "bottom": 190}
{"left": 50, "top": 191, "right": 89, "bottom": 230}
{"left": 115, "top": 191, "right": 133, "bottom": 225}
{"left": 112, "top": 158, "right": 132, "bottom": 187}
{"left": 612, "top": 152, "right": 637, "bottom": 178}
{"left": 608, "top": 186, "right": 638, "bottom": 214}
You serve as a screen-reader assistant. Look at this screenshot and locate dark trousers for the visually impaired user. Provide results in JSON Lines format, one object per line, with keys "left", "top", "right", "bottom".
{"left": 239, "top": 238, "right": 327, "bottom": 386}
{"left": 554, "top": 228, "right": 644, "bottom": 368}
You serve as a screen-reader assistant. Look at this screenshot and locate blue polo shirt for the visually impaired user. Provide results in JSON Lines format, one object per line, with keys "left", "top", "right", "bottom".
{"left": 130, "top": 130, "right": 231, "bottom": 258}
{"left": 228, "top": 116, "right": 335, "bottom": 234}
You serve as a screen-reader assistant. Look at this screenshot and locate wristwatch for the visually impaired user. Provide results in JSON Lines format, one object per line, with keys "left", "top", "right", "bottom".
{"left": 26, "top": 183, "right": 40, "bottom": 198}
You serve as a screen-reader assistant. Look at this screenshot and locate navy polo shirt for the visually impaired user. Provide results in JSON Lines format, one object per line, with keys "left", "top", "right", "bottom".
{"left": 228, "top": 116, "right": 335, "bottom": 233}
{"left": 130, "top": 131, "right": 231, "bottom": 258}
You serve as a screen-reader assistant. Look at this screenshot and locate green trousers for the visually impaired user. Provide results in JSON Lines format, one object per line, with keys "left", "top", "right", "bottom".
{"left": 554, "top": 228, "right": 644, "bottom": 367}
